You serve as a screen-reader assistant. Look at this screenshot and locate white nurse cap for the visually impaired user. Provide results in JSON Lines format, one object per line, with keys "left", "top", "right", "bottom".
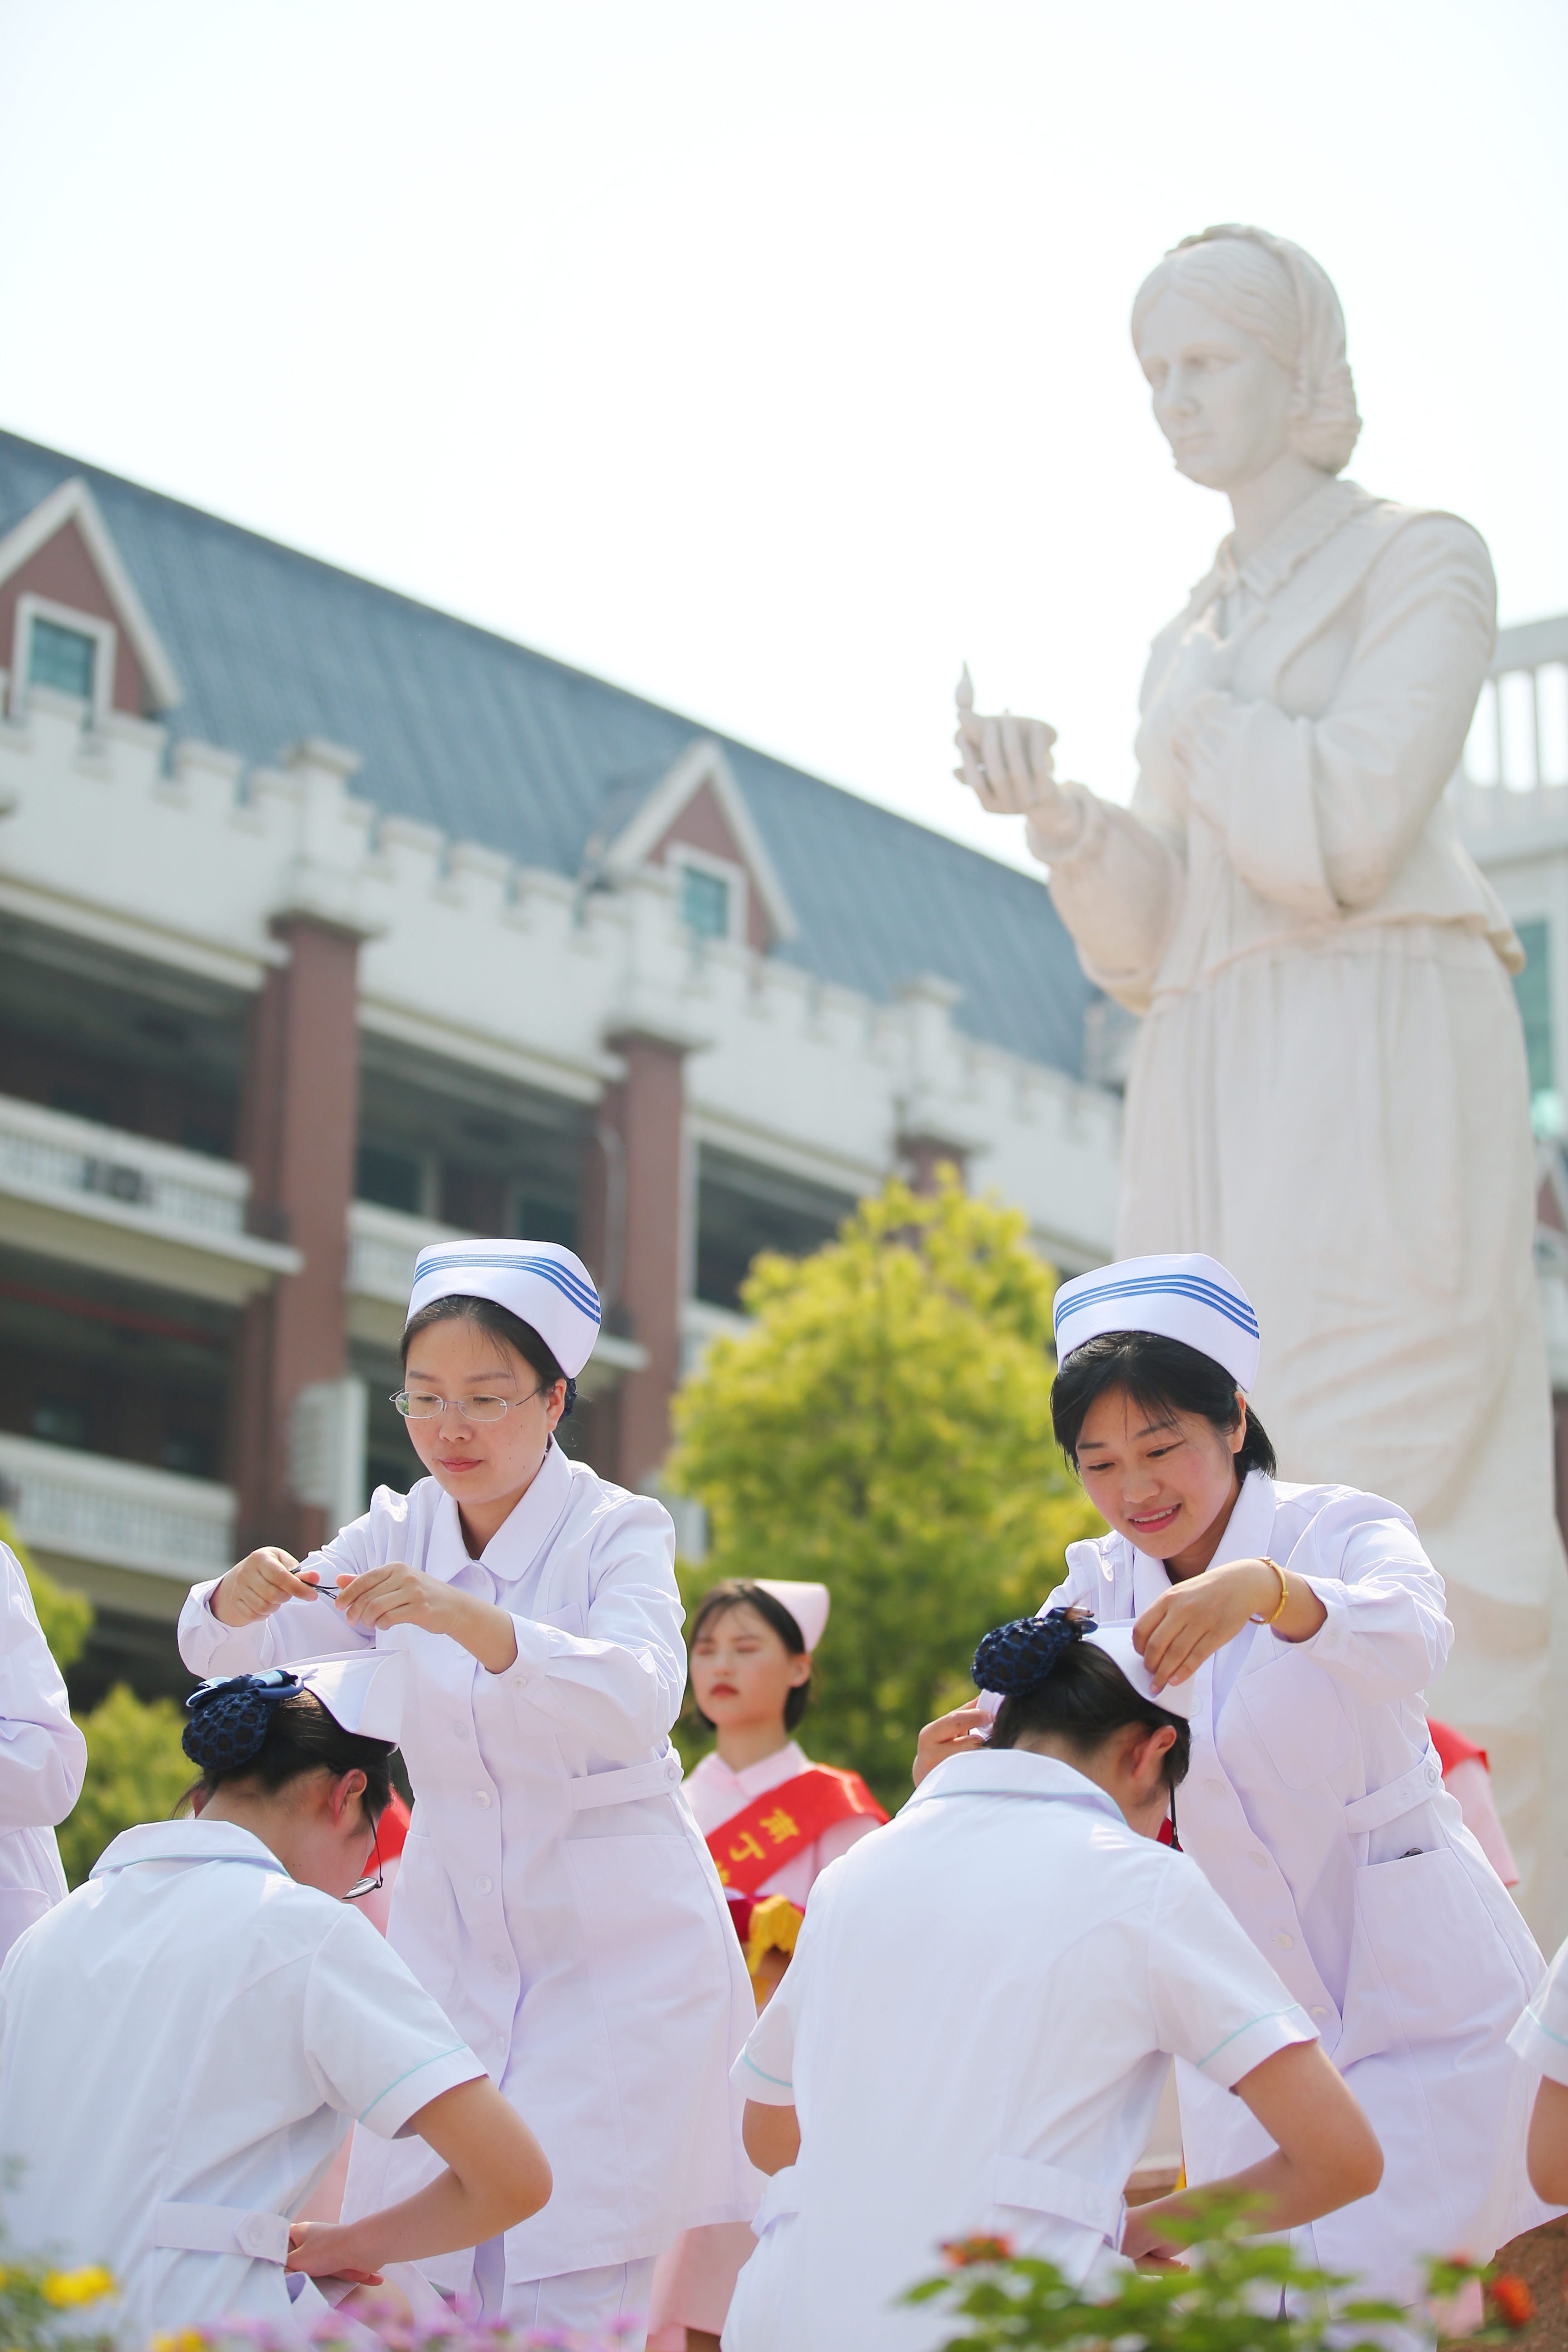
{"left": 295, "top": 1651, "right": 408, "bottom": 1743}
{"left": 753, "top": 1580, "right": 831, "bottom": 1653}
{"left": 1052, "top": 1252, "right": 1260, "bottom": 1393}
{"left": 1082, "top": 1622, "right": 1197, "bottom": 1721}
{"left": 407, "top": 1239, "right": 601, "bottom": 1378}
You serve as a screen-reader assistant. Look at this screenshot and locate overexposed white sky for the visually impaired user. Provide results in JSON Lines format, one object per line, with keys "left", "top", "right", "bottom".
{"left": 2, "top": 0, "right": 1565, "bottom": 870}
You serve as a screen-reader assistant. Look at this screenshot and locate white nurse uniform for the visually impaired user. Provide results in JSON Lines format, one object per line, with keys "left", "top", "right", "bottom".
{"left": 723, "top": 1746, "right": 1315, "bottom": 2352}
{"left": 0, "top": 1817, "right": 485, "bottom": 2344}
{"left": 0, "top": 1541, "right": 86, "bottom": 1962}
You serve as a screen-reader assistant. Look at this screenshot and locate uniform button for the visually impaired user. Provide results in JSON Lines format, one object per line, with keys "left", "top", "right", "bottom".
{"left": 1247, "top": 1852, "right": 1270, "bottom": 1870}
{"left": 451, "top": 1722, "right": 467, "bottom": 1738}
{"left": 1204, "top": 1779, "right": 1225, "bottom": 1797}
{"left": 665, "top": 1761, "right": 681, "bottom": 1782}
{"left": 1273, "top": 1932, "right": 1294, "bottom": 1951}
{"left": 1426, "top": 1762, "right": 1440, "bottom": 1784}
{"left": 1310, "top": 2005, "right": 1329, "bottom": 2018}
{"left": 493, "top": 1956, "right": 508, "bottom": 1974}
{"left": 477, "top": 1875, "right": 493, "bottom": 1895}
{"left": 475, "top": 1790, "right": 492, "bottom": 1807}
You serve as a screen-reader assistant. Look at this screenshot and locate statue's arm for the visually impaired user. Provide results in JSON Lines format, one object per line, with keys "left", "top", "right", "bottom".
{"left": 1033, "top": 784, "right": 1186, "bottom": 1016}
{"left": 1176, "top": 516, "right": 1496, "bottom": 916}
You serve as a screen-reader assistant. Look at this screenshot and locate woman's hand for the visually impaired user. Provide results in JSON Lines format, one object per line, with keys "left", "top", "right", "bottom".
{"left": 284, "top": 2220, "right": 383, "bottom": 2283}
{"left": 335, "top": 1566, "right": 520, "bottom": 1675}
{"left": 912, "top": 1699, "right": 990, "bottom": 1788}
{"left": 210, "top": 1548, "right": 323, "bottom": 1627}
{"left": 1134, "top": 1559, "right": 1326, "bottom": 1688}
{"left": 1118, "top": 2206, "right": 1186, "bottom": 2268}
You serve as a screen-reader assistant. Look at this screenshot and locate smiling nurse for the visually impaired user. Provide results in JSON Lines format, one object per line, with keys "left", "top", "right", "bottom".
{"left": 916, "top": 1254, "right": 1553, "bottom": 2322}
{"left": 178, "top": 1240, "right": 754, "bottom": 2344}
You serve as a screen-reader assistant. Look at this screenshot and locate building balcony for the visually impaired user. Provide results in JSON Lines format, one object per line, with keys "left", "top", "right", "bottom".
{"left": 0, "top": 1429, "right": 235, "bottom": 1592}
{"left": 0, "top": 1092, "right": 301, "bottom": 1303}
{"left": 345, "top": 1199, "right": 647, "bottom": 1394}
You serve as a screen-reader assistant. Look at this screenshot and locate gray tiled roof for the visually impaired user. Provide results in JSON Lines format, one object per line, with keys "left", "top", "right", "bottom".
{"left": 0, "top": 430, "right": 1099, "bottom": 1077}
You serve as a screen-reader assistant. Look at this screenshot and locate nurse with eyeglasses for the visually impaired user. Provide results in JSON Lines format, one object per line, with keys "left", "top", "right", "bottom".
{"left": 178, "top": 1241, "right": 753, "bottom": 2347}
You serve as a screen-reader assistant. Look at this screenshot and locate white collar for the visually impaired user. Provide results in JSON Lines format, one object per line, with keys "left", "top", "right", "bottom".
{"left": 90, "top": 1818, "right": 291, "bottom": 1879}
{"left": 906, "top": 1748, "right": 1125, "bottom": 1822}
{"left": 689, "top": 1740, "right": 810, "bottom": 1800}
{"left": 423, "top": 1436, "right": 574, "bottom": 1587}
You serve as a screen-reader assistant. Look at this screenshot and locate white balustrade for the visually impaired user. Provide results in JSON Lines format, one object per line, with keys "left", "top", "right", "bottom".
{"left": 0, "top": 1431, "right": 235, "bottom": 1581}
{"left": 346, "top": 1200, "right": 469, "bottom": 1303}
{"left": 0, "top": 1091, "right": 250, "bottom": 1237}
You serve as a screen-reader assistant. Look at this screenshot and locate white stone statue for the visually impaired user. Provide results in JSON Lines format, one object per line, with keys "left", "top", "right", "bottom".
{"left": 958, "top": 221, "right": 1568, "bottom": 1936}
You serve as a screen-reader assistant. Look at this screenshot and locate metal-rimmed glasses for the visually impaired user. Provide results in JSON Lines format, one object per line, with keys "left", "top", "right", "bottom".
{"left": 390, "top": 1385, "right": 549, "bottom": 1423}
{"left": 346, "top": 1812, "right": 385, "bottom": 1902}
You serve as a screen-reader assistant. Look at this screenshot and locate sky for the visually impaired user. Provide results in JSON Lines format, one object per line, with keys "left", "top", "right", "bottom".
{"left": 1, "top": 0, "right": 1565, "bottom": 873}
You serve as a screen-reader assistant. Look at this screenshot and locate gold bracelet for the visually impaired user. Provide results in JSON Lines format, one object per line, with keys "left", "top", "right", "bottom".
{"left": 1249, "top": 1557, "right": 1289, "bottom": 1627}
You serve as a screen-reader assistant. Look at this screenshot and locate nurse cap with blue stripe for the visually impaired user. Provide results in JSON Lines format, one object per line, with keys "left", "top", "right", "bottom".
{"left": 407, "top": 1239, "right": 602, "bottom": 1379}
{"left": 1052, "top": 1252, "right": 1260, "bottom": 1393}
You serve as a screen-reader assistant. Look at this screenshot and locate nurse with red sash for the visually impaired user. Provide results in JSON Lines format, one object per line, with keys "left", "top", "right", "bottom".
{"left": 649, "top": 1578, "right": 886, "bottom": 2352}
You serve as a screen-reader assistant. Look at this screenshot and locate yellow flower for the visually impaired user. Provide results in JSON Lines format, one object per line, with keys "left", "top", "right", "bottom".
{"left": 41, "top": 2266, "right": 114, "bottom": 2308}
{"left": 151, "top": 2333, "right": 203, "bottom": 2352}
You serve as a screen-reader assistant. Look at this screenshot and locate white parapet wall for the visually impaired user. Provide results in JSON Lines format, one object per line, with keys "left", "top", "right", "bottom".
{"left": 0, "top": 1429, "right": 235, "bottom": 1582}
{"left": 0, "top": 694, "right": 1122, "bottom": 1274}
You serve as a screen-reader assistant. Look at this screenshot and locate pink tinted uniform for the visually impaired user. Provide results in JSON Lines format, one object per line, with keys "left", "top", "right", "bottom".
{"left": 647, "top": 1742, "right": 882, "bottom": 2350}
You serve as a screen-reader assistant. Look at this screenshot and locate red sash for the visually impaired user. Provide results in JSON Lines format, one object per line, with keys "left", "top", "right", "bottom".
{"left": 706, "top": 1765, "right": 888, "bottom": 1895}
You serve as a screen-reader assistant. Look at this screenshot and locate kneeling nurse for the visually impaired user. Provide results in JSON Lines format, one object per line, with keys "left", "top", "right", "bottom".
{"left": 179, "top": 1241, "right": 755, "bottom": 2343}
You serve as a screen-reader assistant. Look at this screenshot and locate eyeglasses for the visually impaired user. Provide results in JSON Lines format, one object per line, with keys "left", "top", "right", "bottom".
{"left": 390, "top": 1385, "right": 548, "bottom": 1423}
{"left": 346, "top": 1814, "right": 384, "bottom": 1902}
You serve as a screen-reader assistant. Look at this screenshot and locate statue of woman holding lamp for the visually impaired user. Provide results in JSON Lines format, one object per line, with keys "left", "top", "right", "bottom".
{"left": 957, "top": 223, "right": 1568, "bottom": 1936}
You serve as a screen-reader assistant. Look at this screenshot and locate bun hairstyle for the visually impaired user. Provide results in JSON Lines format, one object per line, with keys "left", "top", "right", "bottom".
{"left": 182, "top": 1672, "right": 395, "bottom": 1822}
{"left": 1050, "top": 1330, "right": 1276, "bottom": 1482}
{"left": 975, "top": 1608, "right": 1190, "bottom": 1793}
{"left": 402, "top": 1292, "right": 575, "bottom": 1417}
{"left": 690, "top": 1579, "right": 812, "bottom": 1732}
{"left": 1131, "top": 223, "right": 1362, "bottom": 476}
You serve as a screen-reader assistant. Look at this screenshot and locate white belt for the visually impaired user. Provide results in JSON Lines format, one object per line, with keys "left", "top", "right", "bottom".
{"left": 152, "top": 2202, "right": 290, "bottom": 2264}
{"left": 1343, "top": 1742, "right": 1444, "bottom": 1834}
{"left": 990, "top": 2154, "right": 1126, "bottom": 2245}
{"left": 568, "top": 1745, "right": 684, "bottom": 1811}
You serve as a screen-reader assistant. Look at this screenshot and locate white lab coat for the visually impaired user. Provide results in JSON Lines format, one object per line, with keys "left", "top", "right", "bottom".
{"left": 178, "top": 1440, "right": 755, "bottom": 2291}
{"left": 724, "top": 1748, "right": 1316, "bottom": 2352}
{"left": 1045, "top": 1470, "right": 1551, "bottom": 2296}
{"left": 0, "top": 1817, "right": 485, "bottom": 2344}
{"left": 0, "top": 1541, "right": 86, "bottom": 1960}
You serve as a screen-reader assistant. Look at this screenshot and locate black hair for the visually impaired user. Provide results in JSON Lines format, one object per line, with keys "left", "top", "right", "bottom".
{"left": 402, "top": 1292, "right": 576, "bottom": 1417}
{"left": 181, "top": 1675, "right": 396, "bottom": 1823}
{"left": 975, "top": 1609, "right": 1190, "bottom": 1794}
{"left": 689, "top": 1579, "right": 811, "bottom": 1732}
{"left": 1050, "top": 1330, "right": 1275, "bottom": 1482}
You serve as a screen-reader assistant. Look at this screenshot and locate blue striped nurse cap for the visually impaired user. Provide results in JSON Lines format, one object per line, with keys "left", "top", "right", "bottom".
{"left": 407, "top": 1240, "right": 602, "bottom": 1378}
{"left": 1052, "top": 1252, "right": 1259, "bottom": 1392}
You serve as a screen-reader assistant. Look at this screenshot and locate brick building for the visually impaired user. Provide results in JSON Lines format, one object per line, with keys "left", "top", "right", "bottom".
{"left": 0, "top": 434, "right": 1122, "bottom": 1702}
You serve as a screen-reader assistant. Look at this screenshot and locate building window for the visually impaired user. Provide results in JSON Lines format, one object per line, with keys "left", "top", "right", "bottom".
{"left": 696, "top": 1145, "right": 857, "bottom": 1312}
{"left": 28, "top": 617, "right": 98, "bottom": 702}
{"left": 1514, "top": 919, "right": 1559, "bottom": 1134}
{"left": 33, "top": 1397, "right": 92, "bottom": 1450}
{"left": 356, "top": 1143, "right": 423, "bottom": 1214}
{"left": 680, "top": 863, "right": 731, "bottom": 941}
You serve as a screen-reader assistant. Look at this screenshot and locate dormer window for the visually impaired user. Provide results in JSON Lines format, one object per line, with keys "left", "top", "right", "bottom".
{"left": 12, "top": 593, "right": 117, "bottom": 721}
{"left": 681, "top": 863, "right": 731, "bottom": 940}
{"left": 29, "top": 616, "right": 97, "bottom": 701}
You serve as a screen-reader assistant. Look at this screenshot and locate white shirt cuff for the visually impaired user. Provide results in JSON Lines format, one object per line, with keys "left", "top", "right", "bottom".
{"left": 362, "top": 2045, "right": 490, "bottom": 2139}
{"left": 731, "top": 2048, "right": 796, "bottom": 2107}
{"left": 1509, "top": 2005, "right": 1568, "bottom": 2085}
{"left": 1192, "top": 2003, "right": 1317, "bottom": 2090}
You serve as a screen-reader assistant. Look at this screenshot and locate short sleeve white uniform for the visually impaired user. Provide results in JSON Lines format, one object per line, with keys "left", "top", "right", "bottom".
{"left": 1509, "top": 1938, "right": 1568, "bottom": 2082}
{"left": 0, "top": 1543, "right": 86, "bottom": 1962}
{"left": 723, "top": 1749, "right": 1314, "bottom": 2352}
{"left": 0, "top": 1818, "right": 485, "bottom": 2343}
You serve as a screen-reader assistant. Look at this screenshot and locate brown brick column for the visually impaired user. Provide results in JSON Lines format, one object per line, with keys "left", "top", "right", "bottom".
{"left": 595, "top": 1030, "right": 687, "bottom": 1492}
{"left": 229, "top": 918, "right": 363, "bottom": 1556}
{"left": 899, "top": 1133, "right": 970, "bottom": 1195}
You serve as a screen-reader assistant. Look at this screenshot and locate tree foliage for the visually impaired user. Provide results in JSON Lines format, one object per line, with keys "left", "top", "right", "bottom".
{"left": 668, "top": 1175, "right": 1099, "bottom": 1808}
{"left": 54, "top": 1685, "right": 192, "bottom": 1890}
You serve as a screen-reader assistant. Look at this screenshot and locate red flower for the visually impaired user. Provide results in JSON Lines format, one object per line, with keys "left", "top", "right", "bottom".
{"left": 941, "top": 2236, "right": 1014, "bottom": 2269}
{"left": 1493, "top": 2275, "right": 1535, "bottom": 2329}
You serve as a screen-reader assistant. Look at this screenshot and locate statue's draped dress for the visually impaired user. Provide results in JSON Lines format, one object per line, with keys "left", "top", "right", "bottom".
{"left": 1039, "top": 475, "right": 1568, "bottom": 1937}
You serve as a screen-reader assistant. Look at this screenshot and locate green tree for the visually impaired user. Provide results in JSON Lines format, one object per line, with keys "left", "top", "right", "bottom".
{"left": 54, "top": 1685, "right": 191, "bottom": 1889}
{"left": 668, "top": 1174, "right": 1100, "bottom": 1809}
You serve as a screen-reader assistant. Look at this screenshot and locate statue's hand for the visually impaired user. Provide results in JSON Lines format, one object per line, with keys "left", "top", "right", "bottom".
{"left": 954, "top": 666, "right": 1073, "bottom": 834}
